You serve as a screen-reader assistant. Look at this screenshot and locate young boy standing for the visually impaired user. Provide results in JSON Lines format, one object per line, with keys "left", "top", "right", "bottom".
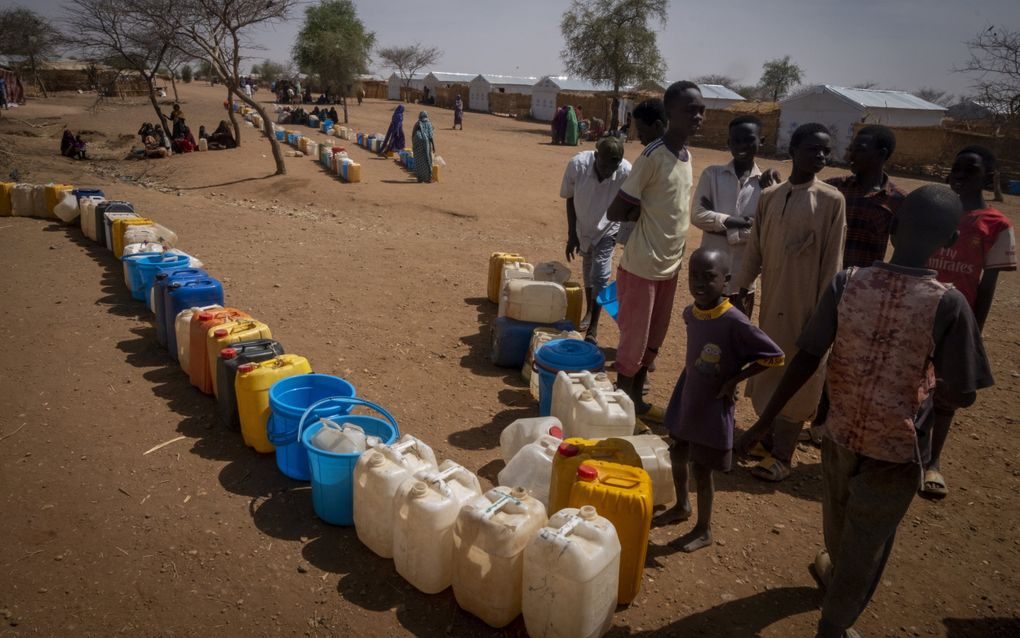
{"left": 561, "top": 136, "right": 632, "bottom": 344}
{"left": 659, "top": 248, "right": 783, "bottom": 547}
{"left": 692, "top": 115, "right": 779, "bottom": 316}
{"left": 738, "top": 184, "right": 993, "bottom": 638}
{"left": 920, "top": 146, "right": 1015, "bottom": 498}
{"left": 732, "top": 123, "right": 847, "bottom": 482}
{"left": 617, "top": 98, "right": 668, "bottom": 246}
{"left": 607, "top": 81, "right": 705, "bottom": 425}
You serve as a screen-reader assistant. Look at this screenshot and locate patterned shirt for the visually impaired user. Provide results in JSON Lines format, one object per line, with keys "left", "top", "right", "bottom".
{"left": 926, "top": 207, "right": 1016, "bottom": 310}
{"left": 797, "top": 264, "right": 993, "bottom": 463}
{"left": 825, "top": 174, "right": 906, "bottom": 268}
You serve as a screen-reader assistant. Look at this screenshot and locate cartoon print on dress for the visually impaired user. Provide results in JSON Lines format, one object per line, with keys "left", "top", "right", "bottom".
{"left": 694, "top": 343, "right": 723, "bottom": 377}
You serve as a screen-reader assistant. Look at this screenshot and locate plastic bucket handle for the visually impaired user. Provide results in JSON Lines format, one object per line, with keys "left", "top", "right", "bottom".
{"left": 296, "top": 396, "right": 398, "bottom": 448}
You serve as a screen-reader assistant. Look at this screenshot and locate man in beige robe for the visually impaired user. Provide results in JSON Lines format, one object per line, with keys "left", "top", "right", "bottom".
{"left": 733, "top": 123, "right": 847, "bottom": 481}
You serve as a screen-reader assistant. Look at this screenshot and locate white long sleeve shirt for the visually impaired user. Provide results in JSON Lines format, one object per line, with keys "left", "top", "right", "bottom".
{"left": 692, "top": 160, "right": 763, "bottom": 293}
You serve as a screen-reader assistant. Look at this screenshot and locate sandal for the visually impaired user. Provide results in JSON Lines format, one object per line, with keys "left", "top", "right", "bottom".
{"left": 748, "top": 441, "right": 770, "bottom": 459}
{"left": 751, "top": 456, "right": 790, "bottom": 482}
{"left": 637, "top": 403, "right": 665, "bottom": 425}
{"left": 811, "top": 549, "right": 833, "bottom": 591}
{"left": 919, "top": 469, "right": 948, "bottom": 500}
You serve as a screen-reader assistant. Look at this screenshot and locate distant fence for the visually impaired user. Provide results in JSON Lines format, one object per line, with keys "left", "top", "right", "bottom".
{"left": 853, "top": 122, "right": 1019, "bottom": 181}
{"left": 434, "top": 84, "right": 471, "bottom": 109}
{"left": 694, "top": 103, "right": 782, "bottom": 155}
{"left": 489, "top": 92, "right": 531, "bottom": 118}
{"left": 361, "top": 80, "right": 386, "bottom": 100}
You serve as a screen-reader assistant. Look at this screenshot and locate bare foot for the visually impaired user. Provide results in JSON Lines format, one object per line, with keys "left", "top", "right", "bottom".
{"left": 653, "top": 503, "right": 691, "bottom": 527}
{"left": 672, "top": 527, "right": 713, "bottom": 553}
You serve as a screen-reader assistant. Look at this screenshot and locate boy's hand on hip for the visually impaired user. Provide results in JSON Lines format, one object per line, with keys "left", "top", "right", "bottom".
{"left": 716, "top": 378, "right": 739, "bottom": 400}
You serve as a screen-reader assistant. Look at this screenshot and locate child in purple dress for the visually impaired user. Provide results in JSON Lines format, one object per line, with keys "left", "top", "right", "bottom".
{"left": 659, "top": 247, "right": 784, "bottom": 552}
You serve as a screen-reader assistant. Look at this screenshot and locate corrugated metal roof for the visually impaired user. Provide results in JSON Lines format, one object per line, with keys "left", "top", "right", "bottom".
{"left": 474, "top": 73, "right": 538, "bottom": 86}
{"left": 698, "top": 84, "right": 746, "bottom": 101}
{"left": 426, "top": 71, "right": 476, "bottom": 83}
{"left": 786, "top": 85, "right": 946, "bottom": 111}
{"left": 538, "top": 76, "right": 612, "bottom": 93}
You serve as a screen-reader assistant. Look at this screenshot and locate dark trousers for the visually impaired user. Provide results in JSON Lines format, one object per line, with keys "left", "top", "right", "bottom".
{"left": 820, "top": 436, "right": 921, "bottom": 632}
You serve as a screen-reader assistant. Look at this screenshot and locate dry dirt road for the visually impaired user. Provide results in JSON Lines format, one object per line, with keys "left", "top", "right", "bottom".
{"left": 1, "top": 83, "right": 1018, "bottom": 637}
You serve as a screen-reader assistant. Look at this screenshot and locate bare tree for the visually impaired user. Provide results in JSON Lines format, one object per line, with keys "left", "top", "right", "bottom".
{"left": 852, "top": 81, "right": 879, "bottom": 89}
{"left": 0, "top": 7, "right": 64, "bottom": 99}
{"left": 66, "top": 0, "right": 177, "bottom": 137}
{"left": 958, "top": 25, "right": 1020, "bottom": 117}
{"left": 915, "top": 86, "right": 955, "bottom": 107}
{"left": 377, "top": 43, "right": 441, "bottom": 101}
{"left": 176, "top": 0, "right": 298, "bottom": 175}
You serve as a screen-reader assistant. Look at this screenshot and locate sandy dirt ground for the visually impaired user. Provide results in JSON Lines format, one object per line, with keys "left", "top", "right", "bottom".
{"left": 1, "top": 83, "right": 1018, "bottom": 637}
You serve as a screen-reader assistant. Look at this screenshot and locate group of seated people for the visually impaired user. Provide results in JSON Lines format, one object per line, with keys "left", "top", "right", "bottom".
{"left": 276, "top": 105, "right": 340, "bottom": 126}
{"left": 59, "top": 130, "right": 87, "bottom": 160}
{"left": 134, "top": 116, "right": 235, "bottom": 159}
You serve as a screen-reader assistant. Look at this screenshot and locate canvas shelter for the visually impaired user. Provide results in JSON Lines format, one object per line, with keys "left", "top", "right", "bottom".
{"left": 779, "top": 85, "right": 946, "bottom": 160}
{"left": 530, "top": 76, "right": 612, "bottom": 121}
{"left": 387, "top": 72, "right": 426, "bottom": 100}
{"left": 423, "top": 71, "right": 475, "bottom": 96}
{"left": 468, "top": 74, "right": 537, "bottom": 112}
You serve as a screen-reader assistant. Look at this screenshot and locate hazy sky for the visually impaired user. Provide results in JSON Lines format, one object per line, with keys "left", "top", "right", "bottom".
{"left": 31, "top": 0, "right": 1013, "bottom": 96}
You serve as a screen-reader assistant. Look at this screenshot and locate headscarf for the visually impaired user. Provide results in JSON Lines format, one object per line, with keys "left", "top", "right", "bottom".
{"left": 382, "top": 104, "right": 405, "bottom": 154}
{"left": 412, "top": 112, "right": 435, "bottom": 182}
{"left": 565, "top": 106, "right": 579, "bottom": 145}
{"left": 61, "top": 129, "right": 74, "bottom": 155}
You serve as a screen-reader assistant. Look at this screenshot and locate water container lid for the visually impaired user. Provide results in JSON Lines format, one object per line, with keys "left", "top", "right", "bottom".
{"left": 549, "top": 425, "right": 564, "bottom": 438}
{"left": 510, "top": 486, "right": 527, "bottom": 499}
{"left": 579, "top": 505, "right": 597, "bottom": 520}
{"left": 534, "top": 339, "right": 605, "bottom": 372}
{"left": 214, "top": 328, "right": 229, "bottom": 337}
{"left": 198, "top": 312, "right": 214, "bottom": 321}
{"left": 220, "top": 347, "right": 237, "bottom": 359}
{"left": 410, "top": 482, "right": 428, "bottom": 498}
{"left": 557, "top": 442, "right": 580, "bottom": 457}
{"left": 577, "top": 465, "right": 598, "bottom": 481}
{"left": 238, "top": 363, "right": 258, "bottom": 374}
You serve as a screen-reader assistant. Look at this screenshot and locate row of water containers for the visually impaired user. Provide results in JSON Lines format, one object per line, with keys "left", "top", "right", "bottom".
{"left": 351, "top": 410, "right": 672, "bottom": 637}
{"left": 272, "top": 124, "right": 362, "bottom": 183}
{"left": 392, "top": 147, "right": 443, "bottom": 182}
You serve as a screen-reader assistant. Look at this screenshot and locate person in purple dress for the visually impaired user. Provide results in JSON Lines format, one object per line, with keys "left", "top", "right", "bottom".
{"left": 379, "top": 104, "right": 405, "bottom": 156}
{"left": 658, "top": 247, "right": 784, "bottom": 552}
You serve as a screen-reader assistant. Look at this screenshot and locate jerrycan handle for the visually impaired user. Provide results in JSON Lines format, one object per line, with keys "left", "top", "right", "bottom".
{"left": 483, "top": 487, "right": 526, "bottom": 519}
{"left": 296, "top": 396, "right": 399, "bottom": 445}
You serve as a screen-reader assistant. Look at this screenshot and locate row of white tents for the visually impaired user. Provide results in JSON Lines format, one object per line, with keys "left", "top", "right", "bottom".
{"left": 378, "top": 71, "right": 948, "bottom": 159}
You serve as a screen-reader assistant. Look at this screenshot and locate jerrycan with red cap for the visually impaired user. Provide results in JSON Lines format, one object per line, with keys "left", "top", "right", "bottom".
{"left": 567, "top": 461, "right": 652, "bottom": 605}
{"left": 204, "top": 319, "right": 272, "bottom": 397}
{"left": 235, "top": 354, "right": 312, "bottom": 453}
{"left": 216, "top": 339, "right": 285, "bottom": 430}
{"left": 188, "top": 308, "right": 251, "bottom": 393}
{"left": 546, "top": 438, "right": 643, "bottom": 516}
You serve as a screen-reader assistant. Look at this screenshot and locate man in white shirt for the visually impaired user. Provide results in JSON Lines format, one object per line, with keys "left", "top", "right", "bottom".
{"left": 692, "top": 115, "right": 779, "bottom": 316}
{"left": 561, "top": 136, "right": 632, "bottom": 344}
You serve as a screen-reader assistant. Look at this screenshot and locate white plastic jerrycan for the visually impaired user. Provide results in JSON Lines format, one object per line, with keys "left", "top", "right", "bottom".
{"left": 497, "top": 262, "right": 535, "bottom": 317}
{"left": 500, "top": 416, "right": 563, "bottom": 463}
{"left": 452, "top": 486, "right": 548, "bottom": 628}
{"left": 309, "top": 420, "right": 381, "bottom": 454}
{"left": 353, "top": 435, "right": 439, "bottom": 558}
{"left": 522, "top": 505, "right": 621, "bottom": 638}
{"left": 175, "top": 305, "right": 222, "bottom": 371}
{"left": 502, "top": 279, "right": 568, "bottom": 324}
{"left": 560, "top": 389, "right": 635, "bottom": 440}
{"left": 551, "top": 370, "right": 615, "bottom": 425}
{"left": 497, "top": 434, "right": 560, "bottom": 509}
{"left": 611, "top": 435, "right": 676, "bottom": 508}
{"left": 533, "top": 261, "right": 571, "bottom": 285}
{"left": 393, "top": 460, "right": 482, "bottom": 594}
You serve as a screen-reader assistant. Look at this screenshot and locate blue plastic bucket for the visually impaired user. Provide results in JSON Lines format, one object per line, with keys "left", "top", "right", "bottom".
{"left": 275, "top": 129, "right": 285, "bottom": 141}
{"left": 267, "top": 374, "right": 357, "bottom": 481}
{"left": 300, "top": 397, "right": 399, "bottom": 525}
{"left": 596, "top": 281, "right": 619, "bottom": 322}
{"left": 535, "top": 339, "right": 606, "bottom": 416}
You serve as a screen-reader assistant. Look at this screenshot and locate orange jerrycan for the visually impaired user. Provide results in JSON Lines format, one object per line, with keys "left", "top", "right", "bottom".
{"left": 205, "top": 319, "right": 273, "bottom": 398}
{"left": 487, "top": 252, "right": 526, "bottom": 303}
{"left": 189, "top": 308, "right": 251, "bottom": 394}
{"left": 235, "top": 355, "right": 312, "bottom": 453}
{"left": 112, "top": 217, "right": 154, "bottom": 258}
{"left": 548, "top": 437, "right": 643, "bottom": 516}
{"left": 0, "top": 182, "right": 13, "bottom": 216}
{"left": 567, "top": 461, "right": 652, "bottom": 605}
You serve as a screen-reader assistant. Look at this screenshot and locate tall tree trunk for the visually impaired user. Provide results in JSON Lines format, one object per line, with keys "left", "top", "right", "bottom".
{"left": 146, "top": 73, "right": 171, "bottom": 139}
{"left": 610, "top": 89, "right": 620, "bottom": 132}
{"left": 170, "top": 73, "right": 179, "bottom": 102}
{"left": 232, "top": 89, "right": 286, "bottom": 176}
{"left": 226, "top": 85, "right": 241, "bottom": 147}
{"left": 342, "top": 95, "right": 349, "bottom": 123}
{"left": 29, "top": 54, "right": 48, "bottom": 99}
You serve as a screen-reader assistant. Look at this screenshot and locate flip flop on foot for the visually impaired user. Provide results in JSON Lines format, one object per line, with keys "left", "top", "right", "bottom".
{"left": 748, "top": 441, "right": 770, "bottom": 459}
{"left": 671, "top": 527, "right": 713, "bottom": 553}
{"left": 636, "top": 403, "right": 665, "bottom": 425}
{"left": 811, "top": 549, "right": 833, "bottom": 591}
{"left": 653, "top": 503, "right": 691, "bottom": 527}
{"left": 751, "top": 456, "right": 790, "bottom": 482}
{"left": 919, "top": 469, "right": 948, "bottom": 500}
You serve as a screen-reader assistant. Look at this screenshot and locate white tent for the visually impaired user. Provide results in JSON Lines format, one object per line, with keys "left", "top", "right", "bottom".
{"left": 423, "top": 71, "right": 476, "bottom": 96}
{"left": 530, "top": 76, "right": 612, "bottom": 121}
{"left": 697, "top": 84, "right": 746, "bottom": 110}
{"left": 468, "top": 73, "right": 538, "bottom": 112}
{"left": 387, "top": 72, "right": 426, "bottom": 100}
{"left": 779, "top": 85, "right": 946, "bottom": 160}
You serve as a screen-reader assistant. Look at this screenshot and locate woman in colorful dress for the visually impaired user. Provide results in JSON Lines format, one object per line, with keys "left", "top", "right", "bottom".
{"left": 411, "top": 111, "right": 436, "bottom": 183}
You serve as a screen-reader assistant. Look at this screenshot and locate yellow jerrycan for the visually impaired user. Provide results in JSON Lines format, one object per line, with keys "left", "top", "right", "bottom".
{"left": 547, "top": 437, "right": 643, "bottom": 516}
{"left": 487, "top": 252, "right": 526, "bottom": 303}
{"left": 205, "top": 319, "right": 273, "bottom": 398}
{"left": 0, "top": 182, "right": 13, "bottom": 216}
{"left": 44, "top": 184, "right": 74, "bottom": 217}
{"left": 563, "top": 281, "right": 584, "bottom": 329}
{"left": 112, "top": 217, "right": 154, "bottom": 258}
{"left": 567, "top": 460, "right": 653, "bottom": 605}
{"left": 235, "top": 355, "right": 311, "bottom": 453}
